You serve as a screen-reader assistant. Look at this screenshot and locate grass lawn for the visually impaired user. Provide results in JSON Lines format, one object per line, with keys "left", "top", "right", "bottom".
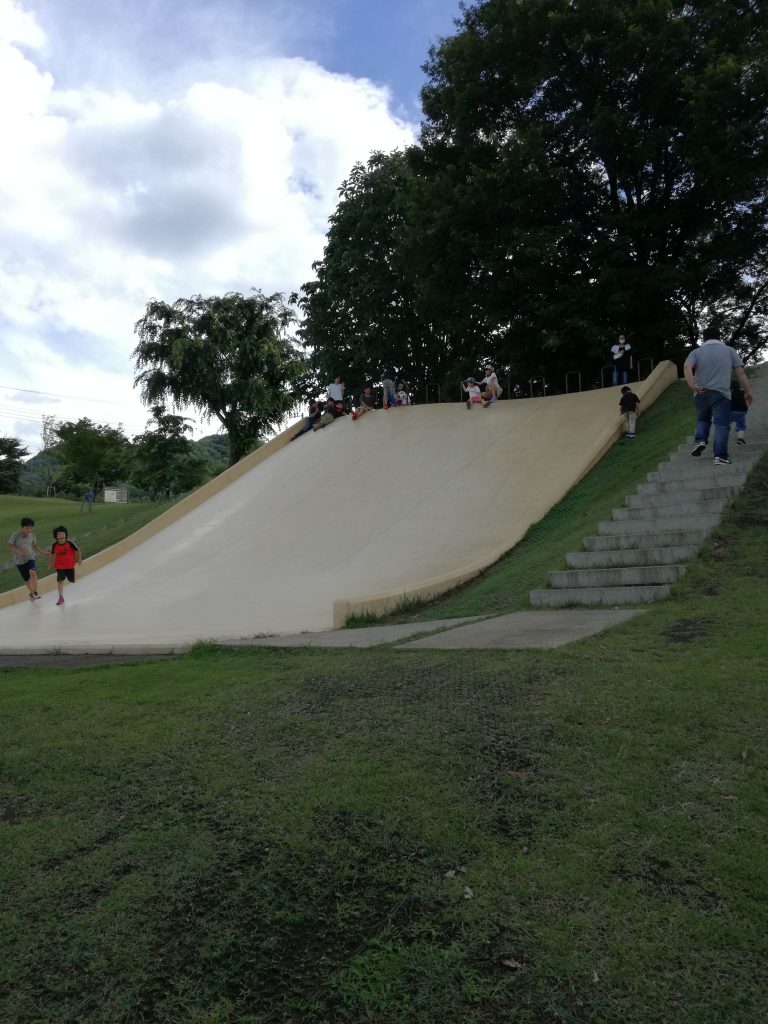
{"left": 1, "top": 390, "right": 767, "bottom": 1023}
{"left": 1, "top": 496, "right": 176, "bottom": 595}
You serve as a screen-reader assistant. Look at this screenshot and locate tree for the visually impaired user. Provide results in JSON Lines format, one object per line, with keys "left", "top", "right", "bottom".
{"left": 133, "top": 290, "right": 310, "bottom": 465}
{"left": 54, "top": 419, "right": 130, "bottom": 493}
{"left": 40, "top": 415, "right": 60, "bottom": 451}
{"left": 417, "top": 0, "right": 768, "bottom": 370}
{"left": 131, "top": 406, "right": 209, "bottom": 497}
{"left": 0, "top": 436, "right": 29, "bottom": 494}
{"left": 301, "top": 152, "right": 452, "bottom": 398}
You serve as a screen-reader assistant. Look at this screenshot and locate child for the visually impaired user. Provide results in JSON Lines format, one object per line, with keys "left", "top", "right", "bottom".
{"left": 480, "top": 364, "right": 502, "bottom": 406}
{"left": 313, "top": 399, "right": 346, "bottom": 431}
{"left": 730, "top": 380, "right": 749, "bottom": 445}
{"left": 290, "top": 399, "right": 322, "bottom": 440}
{"left": 351, "top": 385, "right": 376, "bottom": 420}
{"left": 619, "top": 385, "right": 640, "bottom": 438}
{"left": 7, "top": 517, "right": 47, "bottom": 601}
{"left": 396, "top": 378, "right": 412, "bottom": 406}
{"left": 462, "top": 377, "right": 483, "bottom": 409}
{"left": 48, "top": 526, "right": 82, "bottom": 606}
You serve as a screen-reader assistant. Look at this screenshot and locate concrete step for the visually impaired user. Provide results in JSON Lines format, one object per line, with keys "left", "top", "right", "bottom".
{"left": 647, "top": 464, "right": 750, "bottom": 484}
{"left": 634, "top": 480, "right": 740, "bottom": 499}
{"left": 598, "top": 513, "right": 720, "bottom": 535}
{"left": 666, "top": 450, "right": 761, "bottom": 468}
{"left": 549, "top": 565, "right": 685, "bottom": 589}
{"left": 583, "top": 529, "right": 709, "bottom": 550}
{"left": 566, "top": 546, "right": 697, "bottom": 568}
{"left": 612, "top": 497, "right": 727, "bottom": 520}
{"left": 530, "top": 585, "right": 671, "bottom": 608}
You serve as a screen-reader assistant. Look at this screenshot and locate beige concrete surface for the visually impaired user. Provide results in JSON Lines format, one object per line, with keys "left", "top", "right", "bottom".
{"left": 0, "top": 363, "right": 677, "bottom": 652}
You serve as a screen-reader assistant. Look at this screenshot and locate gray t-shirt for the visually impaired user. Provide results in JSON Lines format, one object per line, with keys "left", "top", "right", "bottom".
{"left": 684, "top": 340, "right": 743, "bottom": 399}
{"left": 8, "top": 531, "right": 36, "bottom": 565}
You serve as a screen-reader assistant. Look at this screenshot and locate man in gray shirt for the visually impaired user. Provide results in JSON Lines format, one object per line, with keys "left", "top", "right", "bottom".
{"left": 683, "top": 326, "right": 753, "bottom": 464}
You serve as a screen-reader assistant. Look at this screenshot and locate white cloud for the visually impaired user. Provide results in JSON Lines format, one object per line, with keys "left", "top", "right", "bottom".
{"left": 0, "top": 1, "right": 416, "bottom": 453}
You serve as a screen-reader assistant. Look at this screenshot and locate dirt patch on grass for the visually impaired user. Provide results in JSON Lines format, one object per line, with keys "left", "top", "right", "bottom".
{"left": 663, "top": 618, "right": 715, "bottom": 643}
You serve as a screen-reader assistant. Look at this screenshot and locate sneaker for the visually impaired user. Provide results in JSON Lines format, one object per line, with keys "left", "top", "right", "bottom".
{"left": 628, "top": 433, "right": 636, "bottom": 438}
{"left": 483, "top": 400, "right": 491, "bottom": 408}
{"left": 714, "top": 456, "right": 732, "bottom": 465}
{"left": 56, "top": 596, "right": 64, "bottom": 606}
{"left": 490, "top": 395, "right": 497, "bottom": 403}
{"left": 33, "top": 592, "right": 42, "bottom": 600}
{"left": 351, "top": 411, "right": 357, "bottom": 420}
{"left": 736, "top": 437, "right": 746, "bottom": 445}
{"left": 691, "top": 441, "right": 706, "bottom": 457}
{"left": 29, "top": 593, "right": 36, "bottom": 602}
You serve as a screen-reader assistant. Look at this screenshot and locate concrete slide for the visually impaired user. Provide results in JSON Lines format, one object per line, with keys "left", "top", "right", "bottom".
{"left": 0, "top": 363, "right": 677, "bottom": 652}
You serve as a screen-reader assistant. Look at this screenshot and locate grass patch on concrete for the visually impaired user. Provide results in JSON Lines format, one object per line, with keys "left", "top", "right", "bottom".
{"left": 1, "top": 495, "right": 176, "bottom": 595}
{"left": 1, "top": 455, "right": 767, "bottom": 1023}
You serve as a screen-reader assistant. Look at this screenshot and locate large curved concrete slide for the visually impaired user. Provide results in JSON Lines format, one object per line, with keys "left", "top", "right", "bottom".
{"left": 0, "top": 362, "right": 677, "bottom": 650}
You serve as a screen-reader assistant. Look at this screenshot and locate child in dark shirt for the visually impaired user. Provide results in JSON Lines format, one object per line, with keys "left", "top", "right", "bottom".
{"left": 619, "top": 386, "right": 640, "bottom": 438}
{"left": 351, "top": 386, "right": 376, "bottom": 420}
{"left": 730, "top": 381, "right": 749, "bottom": 445}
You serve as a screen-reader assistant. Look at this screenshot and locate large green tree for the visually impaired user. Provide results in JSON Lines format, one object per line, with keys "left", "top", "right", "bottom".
{"left": 300, "top": 152, "right": 451, "bottom": 400}
{"left": 130, "top": 407, "right": 209, "bottom": 498}
{"left": 134, "top": 291, "right": 309, "bottom": 464}
{"left": 418, "top": 0, "right": 768, "bottom": 371}
{"left": 0, "top": 436, "right": 29, "bottom": 494}
{"left": 54, "top": 419, "right": 130, "bottom": 494}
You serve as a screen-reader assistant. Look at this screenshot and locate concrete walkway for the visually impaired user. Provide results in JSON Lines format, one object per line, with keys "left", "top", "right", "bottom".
{"left": 0, "top": 610, "right": 644, "bottom": 664}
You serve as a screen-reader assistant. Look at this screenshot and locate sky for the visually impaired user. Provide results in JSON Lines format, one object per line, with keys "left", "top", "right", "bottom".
{"left": 0, "top": 0, "right": 461, "bottom": 455}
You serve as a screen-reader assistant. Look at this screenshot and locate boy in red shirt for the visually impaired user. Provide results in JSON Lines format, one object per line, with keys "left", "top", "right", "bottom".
{"left": 48, "top": 526, "right": 82, "bottom": 606}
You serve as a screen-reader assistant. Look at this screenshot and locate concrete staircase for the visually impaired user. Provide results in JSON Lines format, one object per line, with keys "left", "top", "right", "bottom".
{"left": 530, "top": 371, "right": 767, "bottom": 608}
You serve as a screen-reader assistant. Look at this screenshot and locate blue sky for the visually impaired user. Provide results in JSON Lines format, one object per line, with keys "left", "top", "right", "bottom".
{"left": 0, "top": 0, "right": 461, "bottom": 453}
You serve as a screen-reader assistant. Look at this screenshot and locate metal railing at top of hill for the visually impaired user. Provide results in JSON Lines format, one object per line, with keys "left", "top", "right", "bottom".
{"left": 439, "top": 358, "right": 657, "bottom": 404}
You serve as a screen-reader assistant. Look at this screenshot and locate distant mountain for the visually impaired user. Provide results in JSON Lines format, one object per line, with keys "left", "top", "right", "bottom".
{"left": 194, "top": 434, "right": 230, "bottom": 469}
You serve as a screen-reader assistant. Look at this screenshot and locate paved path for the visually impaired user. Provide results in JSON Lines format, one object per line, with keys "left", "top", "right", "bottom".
{"left": 0, "top": 610, "right": 643, "bottom": 666}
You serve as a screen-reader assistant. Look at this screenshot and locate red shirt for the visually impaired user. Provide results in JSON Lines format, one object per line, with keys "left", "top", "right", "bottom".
{"left": 51, "top": 540, "right": 79, "bottom": 569}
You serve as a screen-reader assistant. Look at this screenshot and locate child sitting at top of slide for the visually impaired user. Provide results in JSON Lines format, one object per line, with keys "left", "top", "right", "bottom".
{"left": 462, "top": 377, "right": 484, "bottom": 409}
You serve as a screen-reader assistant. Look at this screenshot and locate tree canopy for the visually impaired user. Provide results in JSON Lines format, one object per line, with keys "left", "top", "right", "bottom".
{"left": 0, "top": 436, "right": 29, "bottom": 494}
{"left": 133, "top": 290, "right": 310, "bottom": 464}
{"left": 54, "top": 419, "right": 130, "bottom": 493}
{"left": 131, "top": 407, "right": 209, "bottom": 498}
{"left": 302, "top": 0, "right": 768, "bottom": 391}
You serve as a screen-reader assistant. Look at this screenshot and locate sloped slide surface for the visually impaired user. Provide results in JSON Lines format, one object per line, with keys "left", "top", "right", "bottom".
{"left": 0, "top": 364, "right": 676, "bottom": 651}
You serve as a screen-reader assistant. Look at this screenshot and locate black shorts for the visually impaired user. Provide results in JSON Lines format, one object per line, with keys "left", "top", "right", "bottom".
{"left": 16, "top": 560, "right": 36, "bottom": 582}
{"left": 56, "top": 569, "right": 76, "bottom": 583}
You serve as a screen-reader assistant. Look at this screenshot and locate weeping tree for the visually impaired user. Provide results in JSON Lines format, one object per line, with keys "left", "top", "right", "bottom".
{"left": 133, "top": 290, "right": 311, "bottom": 465}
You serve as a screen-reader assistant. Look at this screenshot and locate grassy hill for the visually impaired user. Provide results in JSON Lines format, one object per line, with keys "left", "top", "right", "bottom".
{"left": 1, "top": 383, "right": 766, "bottom": 1024}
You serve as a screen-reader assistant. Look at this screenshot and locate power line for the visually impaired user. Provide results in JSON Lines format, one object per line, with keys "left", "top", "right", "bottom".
{"left": 0, "top": 382, "right": 128, "bottom": 406}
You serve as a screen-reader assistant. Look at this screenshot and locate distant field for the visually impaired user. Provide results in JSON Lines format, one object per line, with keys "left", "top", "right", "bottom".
{"left": 1, "top": 495, "right": 176, "bottom": 595}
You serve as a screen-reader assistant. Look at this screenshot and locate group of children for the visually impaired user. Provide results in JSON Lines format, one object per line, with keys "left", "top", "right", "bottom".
{"left": 7, "top": 518, "right": 81, "bottom": 605}
{"left": 462, "top": 365, "right": 503, "bottom": 408}
{"left": 290, "top": 372, "right": 413, "bottom": 440}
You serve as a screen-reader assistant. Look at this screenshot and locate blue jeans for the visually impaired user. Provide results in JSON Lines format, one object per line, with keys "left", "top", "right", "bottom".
{"left": 612, "top": 367, "right": 628, "bottom": 386}
{"left": 694, "top": 391, "right": 731, "bottom": 458}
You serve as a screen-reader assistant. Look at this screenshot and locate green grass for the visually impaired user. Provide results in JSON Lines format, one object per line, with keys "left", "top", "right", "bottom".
{"left": 2, "top": 449, "right": 768, "bottom": 1023}
{"left": 1, "top": 495, "right": 176, "bottom": 594}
